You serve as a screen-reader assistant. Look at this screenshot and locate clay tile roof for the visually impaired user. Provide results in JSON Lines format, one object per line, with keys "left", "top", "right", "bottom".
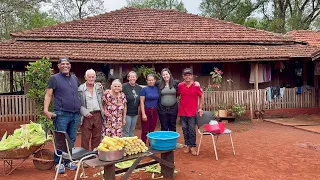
{"left": 11, "top": 8, "right": 292, "bottom": 44}
{"left": 0, "top": 41, "right": 318, "bottom": 62}
{"left": 287, "top": 30, "right": 320, "bottom": 47}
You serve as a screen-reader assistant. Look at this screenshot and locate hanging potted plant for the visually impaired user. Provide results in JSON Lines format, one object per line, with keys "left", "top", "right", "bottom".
{"left": 210, "top": 67, "right": 223, "bottom": 89}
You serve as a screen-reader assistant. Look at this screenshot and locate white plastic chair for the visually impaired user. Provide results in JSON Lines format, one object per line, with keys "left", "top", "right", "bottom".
{"left": 196, "top": 111, "right": 235, "bottom": 160}
{"left": 52, "top": 130, "right": 98, "bottom": 180}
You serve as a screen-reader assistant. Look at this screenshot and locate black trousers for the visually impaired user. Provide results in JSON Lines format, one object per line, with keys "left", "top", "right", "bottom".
{"left": 158, "top": 113, "right": 178, "bottom": 132}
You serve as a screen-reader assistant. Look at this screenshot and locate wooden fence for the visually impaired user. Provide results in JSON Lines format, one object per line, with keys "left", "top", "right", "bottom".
{"left": 0, "top": 95, "right": 37, "bottom": 123}
{"left": 0, "top": 88, "right": 319, "bottom": 123}
{"left": 203, "top": 87, "right": 319, "bottom": 111}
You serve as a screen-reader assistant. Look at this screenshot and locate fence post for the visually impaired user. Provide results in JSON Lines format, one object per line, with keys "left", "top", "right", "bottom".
{"left": 250, "top": 92, "right": 253, "bottom": 120}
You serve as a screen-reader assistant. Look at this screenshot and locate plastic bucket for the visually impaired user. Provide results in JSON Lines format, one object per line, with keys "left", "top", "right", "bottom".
{"left": 147, "top": 131, "right": 180, "bottom": 151}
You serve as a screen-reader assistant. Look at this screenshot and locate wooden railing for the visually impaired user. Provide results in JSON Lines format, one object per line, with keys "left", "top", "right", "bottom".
{"left": 0, "top": 95, "right": 37, "bottom": 123}
{"left": 0, "top": 88, "right": 319, "bottom": 123}
{"left": 203, "top": 87, "right": 319, "bottom": 111}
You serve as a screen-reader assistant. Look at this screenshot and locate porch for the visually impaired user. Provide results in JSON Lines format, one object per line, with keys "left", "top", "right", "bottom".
{"left": 0, "top": 87, "right": 318, "bottom": 123}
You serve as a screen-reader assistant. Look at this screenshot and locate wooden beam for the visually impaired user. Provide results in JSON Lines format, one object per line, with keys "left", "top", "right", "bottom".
{"left": 254, "top": 62, "right": 259, "bottom": 90}
{"left": 303, "top": 60, "right": 307, "bottom": 85}
{"left": 10, "top": 69, "right": 13, "bottom": 93}
{"left": 119, "top": 65, "right": 123, "bottom": 83}
{"left": 314, "top": 61, "right": 319, "bottom": 88}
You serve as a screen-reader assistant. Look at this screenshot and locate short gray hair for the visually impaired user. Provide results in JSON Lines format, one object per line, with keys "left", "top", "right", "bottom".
{"left": 127, "top": 71, "right": 137, "bottom": 78}
{"left": 111, "top": 79, "right": 122, "bottom": 87}
{"left": 85, "top": 69, "right": 96, "bottom": 77}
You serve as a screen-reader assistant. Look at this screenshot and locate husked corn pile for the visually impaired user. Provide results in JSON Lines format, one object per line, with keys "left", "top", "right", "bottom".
{"left": 97, "top": 136, "right": 148, "bottom": 156}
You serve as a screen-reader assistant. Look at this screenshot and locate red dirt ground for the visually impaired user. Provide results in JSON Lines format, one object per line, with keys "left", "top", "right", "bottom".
{"left": 1, "top": 120, "right": 320, "bottom": 180}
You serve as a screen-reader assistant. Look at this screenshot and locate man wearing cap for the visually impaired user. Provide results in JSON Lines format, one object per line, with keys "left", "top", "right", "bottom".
{"left": 43, "top": 57, "right": 80, "bottom": 174}
{"left": 177, "top": 68, "right": 204, "bottom": 156}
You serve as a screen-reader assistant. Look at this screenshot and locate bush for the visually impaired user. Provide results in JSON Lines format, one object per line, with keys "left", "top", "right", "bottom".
{"left": 25, "top": 57, "right": 54, "bottom": 130}
{"left": 232, "top": 104, "right": 246, "bottom": 117}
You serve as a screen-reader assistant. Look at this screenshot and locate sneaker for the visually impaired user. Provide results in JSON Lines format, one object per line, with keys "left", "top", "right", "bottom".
{"left": 65, "top": 162, "right": 77, "bottom": 170}
{"left": 55, "top": 164, "right": 65, "bottom": 174}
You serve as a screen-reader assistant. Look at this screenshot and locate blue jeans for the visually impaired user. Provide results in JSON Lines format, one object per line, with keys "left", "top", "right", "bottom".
{"left": 180, "top": 116, "right": 196, "bottom": 147}
{"left": 53, "top": 110, "right": 80, "bottom": 164}
{"left": 123, "top": 115, "right": 138, "bottom": 137}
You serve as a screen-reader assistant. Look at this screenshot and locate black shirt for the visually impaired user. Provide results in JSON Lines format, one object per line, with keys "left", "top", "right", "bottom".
{"left": 122, "top": 82, "right": 142, "bottom": 116}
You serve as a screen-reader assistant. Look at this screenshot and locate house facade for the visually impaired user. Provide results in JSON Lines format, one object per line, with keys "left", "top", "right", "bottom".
{"left": 1, "top": 8, "right": 320, "bottom": 122}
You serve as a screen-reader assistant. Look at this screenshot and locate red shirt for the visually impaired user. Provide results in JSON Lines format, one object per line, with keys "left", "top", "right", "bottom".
{"left": 178, "top": 81, "right": 203, "bottom": 117}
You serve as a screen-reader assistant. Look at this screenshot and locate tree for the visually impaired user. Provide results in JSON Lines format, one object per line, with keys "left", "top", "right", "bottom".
{"left": 200, "top": 0, "right": 320, "bottom": 33}
{"left": 48, "top": 0, "right": 105, "bottom": 22}
{"left": 286, "top": 0, "right": 320, "bottom": 31}
{"left": 25, "top": 57, "right": 54, "bottom": 129}
{"left": 0, "top": 0, "right": 57, "bottom": 40}
{"left": 126, "top": 0, "right": 187, "bottom": 12}
{"left": 199, "top": 0, "right": 266, "bottom": 24}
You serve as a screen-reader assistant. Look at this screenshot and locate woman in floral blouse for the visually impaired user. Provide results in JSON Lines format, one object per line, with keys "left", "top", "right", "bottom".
{"left": 103, "top": 79, "right": 127, "bottom": 137}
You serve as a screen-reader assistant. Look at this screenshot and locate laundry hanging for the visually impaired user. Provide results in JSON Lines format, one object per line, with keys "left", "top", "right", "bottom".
{"left": 249, "top": 63, "right": 271, "bottom": 83}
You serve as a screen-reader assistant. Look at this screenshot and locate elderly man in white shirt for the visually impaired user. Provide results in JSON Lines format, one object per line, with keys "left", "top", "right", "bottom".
{"left": 78, "top": 69, "right": 105, "bottom": 150}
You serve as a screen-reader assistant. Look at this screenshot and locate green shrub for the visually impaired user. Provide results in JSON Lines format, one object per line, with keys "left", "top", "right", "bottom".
{"left": 25, "top": 57, "right": 54, "bottom": 130}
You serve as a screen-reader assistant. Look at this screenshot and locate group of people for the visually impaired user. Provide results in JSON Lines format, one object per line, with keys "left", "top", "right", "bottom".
{"left": 43, "top": 57, "right": 204, "bottom": 174}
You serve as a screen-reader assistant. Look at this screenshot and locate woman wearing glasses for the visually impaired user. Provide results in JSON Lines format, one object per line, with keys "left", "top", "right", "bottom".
{"left": 122, "top": 71, "right": 142, "bottom": 137}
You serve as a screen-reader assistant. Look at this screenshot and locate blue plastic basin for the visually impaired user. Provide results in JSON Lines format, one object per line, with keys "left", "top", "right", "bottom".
{"left": 147, "top": 131, "right": 180, "bottom": 150}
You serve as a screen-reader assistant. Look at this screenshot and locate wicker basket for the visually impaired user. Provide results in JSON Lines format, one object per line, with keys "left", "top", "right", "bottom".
{"left": 0, "top": 145, "right": 42, "bottom": 159}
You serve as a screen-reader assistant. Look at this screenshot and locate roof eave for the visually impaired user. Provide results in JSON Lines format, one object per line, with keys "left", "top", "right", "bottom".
{"left": 12, "top": 37, "right": 295, "bottom": 45}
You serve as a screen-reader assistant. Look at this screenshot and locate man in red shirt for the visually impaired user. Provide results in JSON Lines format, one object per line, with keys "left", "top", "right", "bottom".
{"left": 178, "top": 68, "right": 204, "bottom": 156}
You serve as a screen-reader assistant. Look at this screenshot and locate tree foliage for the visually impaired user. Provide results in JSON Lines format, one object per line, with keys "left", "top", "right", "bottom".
{"left": 126, "top": 0, "right": 187, "bottom": 12}
{"left": 0, "top": 0, "right": 57, "bottom": 40}
{"left": 199, "top": 0, "right": 266, "bottom": 24}
{"left": 200, "top": 0, "right": 320, "bottom": 33}
{"left": 48, "top": 0, "right": 105, "bottom": 22}
{"left": 25, "top": 57, "right": 54, "bottom": 129}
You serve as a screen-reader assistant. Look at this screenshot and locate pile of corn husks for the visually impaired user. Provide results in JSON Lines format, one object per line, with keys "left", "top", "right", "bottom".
{"left": 0, "top": 122, "right": 48, "bottom": 151}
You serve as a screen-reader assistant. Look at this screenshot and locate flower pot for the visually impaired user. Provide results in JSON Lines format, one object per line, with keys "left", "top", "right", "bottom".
{"left": 218, "top": 110, "right": 228, "bottom": 117}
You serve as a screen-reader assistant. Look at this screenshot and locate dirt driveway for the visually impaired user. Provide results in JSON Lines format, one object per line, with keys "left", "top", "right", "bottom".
{"left": 1, "top": 119, "right": 320, "bottom": 180}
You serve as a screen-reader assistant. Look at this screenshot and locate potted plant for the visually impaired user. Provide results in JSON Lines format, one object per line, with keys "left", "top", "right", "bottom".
{"left": 212, "top": 110, "right": 219, "bottom": 117}
{"left": 217, "top": 103, "right": 228, "bottom": 117}
{"left": 133, "top": 65, "right": 160, "bottom": 85}
{"left": 232, "top": 104, "right": 246, "bottom": 118}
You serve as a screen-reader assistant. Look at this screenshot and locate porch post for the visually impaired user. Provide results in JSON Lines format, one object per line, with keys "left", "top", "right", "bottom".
{"left": 254, "top": 62, "right": 260, "bottom": 110}
{"left": 254, "top": 62, "right": 259, "bottom": 90}
{"left": 119, "top": 65, "right": 123, "bottom": 83}
{"left": 10, "top": 69, "right": 14, "bottom": 93}
{"left": 314, "top": 61, "right": 319, "bottom": 88}
{"left": 303, "top": 60, "right": 307, "bottom": 85}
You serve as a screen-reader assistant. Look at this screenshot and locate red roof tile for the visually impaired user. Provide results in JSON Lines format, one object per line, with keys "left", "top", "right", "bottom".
{"left": 0, "top": 41, "right": 318, "bottom": 62}
{"left": 287, "top": 30, "right": 320, "bottom": 47}
{"left": 11, "top": 8, "right": 292, "bottom": 44}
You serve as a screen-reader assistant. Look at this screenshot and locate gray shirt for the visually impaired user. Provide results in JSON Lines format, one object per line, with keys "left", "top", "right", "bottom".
{"left": 84, "top": 86, "right": 100, "bottom": 112}
{"left": 160, "top": 87, "right": 177, "bottom": 107}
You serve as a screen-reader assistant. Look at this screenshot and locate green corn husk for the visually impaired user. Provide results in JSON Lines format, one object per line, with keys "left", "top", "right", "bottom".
{"left": 0, "top": 122, "right": 48, "bottom": 151}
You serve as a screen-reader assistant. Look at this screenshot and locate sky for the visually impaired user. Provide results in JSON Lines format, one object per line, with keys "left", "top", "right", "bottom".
{"left": 104, "top": 0, "right": 202, "bottom": 15}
